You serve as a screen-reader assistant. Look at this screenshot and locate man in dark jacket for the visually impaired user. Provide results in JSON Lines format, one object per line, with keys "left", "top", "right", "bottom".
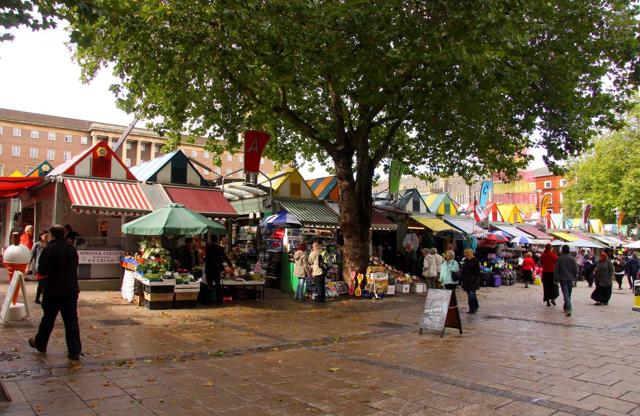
{"left": 175, "top": 238, "right": 200, "bottom": 271}
{"left": 28, "top": 224, "right": 81, "bottom": 360}
{"left": 624, "top": 253, "right": 639, "bottom": 290}
{"left": 205, "top": 235, "right": 232, "bottom": 304}
{"left": 554, "top": 245, "right": 578, "bottom": 317}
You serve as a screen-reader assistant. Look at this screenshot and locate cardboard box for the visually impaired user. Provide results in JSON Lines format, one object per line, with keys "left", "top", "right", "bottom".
{"left": 386, "top": 285, "right": 396, "bottom": 295}
{"left": 395, "top": 283, "right": 410, "bottom": 294}
{"left": 411, "top": 283, "right": 426, "bottom": 293}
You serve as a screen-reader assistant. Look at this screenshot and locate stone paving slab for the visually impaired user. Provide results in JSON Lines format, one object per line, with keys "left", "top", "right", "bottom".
{"left": 1, "top": 279, "right": 640, "bottom": 415}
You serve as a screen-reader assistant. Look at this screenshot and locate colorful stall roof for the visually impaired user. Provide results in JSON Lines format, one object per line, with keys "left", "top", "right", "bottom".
{"left": 131, "top": 150, "right": 207, "bottom": 186}
{"left": 307, "top": 176, "right": 339, "bottom": 201}
{"left": 517, "top": 225, "right": 553, "bottom": 240}
{"left": 48, "top": 140, "right": 136, "bottom": 180}
{"left": 0, "top": 177, "right": 43, "bottom": 198}
{"left": 423, "top": 193, "right": 459, "bottom": 215}
{"left": 8, "top": 169, "right": 23, "bottom": 177}
{"left": 260, "top": 168, "right": 316, "bottom": 199}
{"left": 371, "top": 210, "right": 398, "bottom": 231}
{"left": 64, "top": 178, "right": 151, "bottom": 215}
{"left": 398, "top": 189, "right": 429, "bottom": 214}
{"left": 25, "top": 160, "right": 54, "bottom": 177}
{"left": 589, "top": 219, "right": 604, "bottom": 234}
{"left": 445, "top": 217, "right": 484, "bottom": 235}
{"left": 163, "top": 185, "right": 237, "bottom": 217}
{"left": 278, "top": 199, "right": 340, "bottom": 228}
{"left": 496, "top": 204, "right": 524, "bottom": 224}
{"left": 550, "top": 231, "right": 579, "bottom": 242}
{"left": 491, "top": 224, "right": 530, "bottom": 238}
{"left": 410, "top": 216, "right": 453, "bottom": 232}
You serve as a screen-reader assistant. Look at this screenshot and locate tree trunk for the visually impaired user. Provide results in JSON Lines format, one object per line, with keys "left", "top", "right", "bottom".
{"left": 334, "top": 153, "right": 374, "bottom": 281}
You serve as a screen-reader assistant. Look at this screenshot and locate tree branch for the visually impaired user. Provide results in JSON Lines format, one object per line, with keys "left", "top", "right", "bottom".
{"left": 326, "top": 75, "right": 347, "bottom": 145}
{"left": 372, "top": 117, "right": 406, "bottom": 165}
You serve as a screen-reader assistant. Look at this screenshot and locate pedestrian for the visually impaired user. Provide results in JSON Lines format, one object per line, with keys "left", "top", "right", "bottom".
{"left": 28, "top": 225, "right": 82, "bottom": 360}
{"left": 422, "top": 248, "right": 438, "bottom": 289}
{"left": 521, "top": 252, "right": 535, "bottom": 288}
{"left": 554, "top": 244, "right": 578, "bottom": 316}
{"left": 20, "top": 225, "right": 34, "bottom": 251}
{"left": 29, "top": 230, "right": 49, "bottom": 304}
{"left": 540, "top": 244, "right": 559, "bottom": 306}
{"left": 625, "top": 252, "right": 640, "bottom": 290}
{"left": 176, "top": 237, "right": 200, "bottom": 272}
{"left": 583, "top": 251, "right": 596, "bottom": 287}
{"left": 205, "top": 234, "right": 233, "bottom": 304}
{"left": 381, "top": 241, "right": 394, "bottom": 266}
{"left": 293, "top": 243, "right": 310, "bottom": 301}
{"left": 308, "top": 242, "right": 326, "bottom": 303}
{"left": 460, "top": 248, "right": 481, "bottom": 314}
{"left": 613, "top": 255, "right": 626, "bottom": 290}
{"left": 434, "top": 248, "right": 444, "bottom": 287}
{"left": 439, "top": 250, "right": 460, "bottom": 291}
{"left": 575, "top": 249, "right": 585, "bottom": 287}
{"left": 63, "top": 224, "right": 80, "bottom": 244}
{"left": 591, "top": 252, "right": 614, "bottom": 305}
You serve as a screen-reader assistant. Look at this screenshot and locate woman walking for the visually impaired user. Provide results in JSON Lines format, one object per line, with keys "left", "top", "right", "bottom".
{"left": 29, "top": 230, "right": 49, "bottom": 304}
{"left": 592, "top": 252, "right": 614, "bottom": 305}
{"left": 540, "top": 244, "right": 559, "bottom": 306}
{"left": 293, "top": 243, "right": 310, "bottom": 301}
{"left": 439, "top": 250, "right": 460, "bottom": 290}
{"left": 521, "top": 252, "right": 536, "bottom": 288}
{"left": 460, "top": 248, "right": 481, "bottom": 314}
{"left": 613, "top": 255, "right": 625, "bottom": 290}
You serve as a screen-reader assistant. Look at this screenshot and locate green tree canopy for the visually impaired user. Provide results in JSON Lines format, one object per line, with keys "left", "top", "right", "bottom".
{"left": 51, "top": 0, "right": 639, "bottom": 273}
{"left": 564, "top": 104, "right": 640, "bottom": 224}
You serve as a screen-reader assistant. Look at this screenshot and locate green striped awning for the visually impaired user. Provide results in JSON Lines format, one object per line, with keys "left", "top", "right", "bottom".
{"left": 278, "top": 200, "right": 340, "bottom": 228}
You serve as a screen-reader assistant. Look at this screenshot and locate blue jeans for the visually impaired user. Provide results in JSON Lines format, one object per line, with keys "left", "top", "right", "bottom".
{"left": 295, "top": 277, "right": 306, "bottom": 301}
{"left": 559, "top": 280, "right": 573, "bottom": 312}
{"left": 467, "top": 290, "right": 479, "bottom": 312}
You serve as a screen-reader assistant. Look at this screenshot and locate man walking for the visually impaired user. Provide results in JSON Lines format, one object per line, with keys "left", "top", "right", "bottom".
{"left": 554, "top": 245, "right": 578, "bottom": 317}
{"left": 308, "top": 242, "right": 325, "bottom": 303}
{"left": 205, "top": 234, "right": 232, "bottom": 304}
{"left": 28, "top": 225, "right": 82, "bottom": 360}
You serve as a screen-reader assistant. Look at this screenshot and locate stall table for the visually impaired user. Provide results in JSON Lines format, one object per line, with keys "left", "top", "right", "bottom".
{"left": 219, "top": 279, "right": 266, "bottom": 300}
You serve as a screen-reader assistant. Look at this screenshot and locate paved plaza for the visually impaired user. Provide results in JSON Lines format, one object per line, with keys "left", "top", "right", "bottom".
{"left": 1, "top": 277, "right": 640, "bottom": 416}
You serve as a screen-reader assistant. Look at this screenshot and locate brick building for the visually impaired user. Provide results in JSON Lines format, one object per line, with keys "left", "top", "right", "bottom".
{"left": 529, "top": 166, "right": 570, "bottom": 214}
{"left": 0, "top": 108, "right": 276, "bottom": 178}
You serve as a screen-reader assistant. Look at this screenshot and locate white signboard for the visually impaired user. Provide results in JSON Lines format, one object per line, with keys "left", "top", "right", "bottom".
{"left": 78, "top": 250, "right": 124, "bottom": 264}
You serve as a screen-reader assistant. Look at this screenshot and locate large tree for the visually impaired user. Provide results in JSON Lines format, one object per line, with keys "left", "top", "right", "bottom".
{"left": 564, "top": 104, "right": 640, "bottom": 225}
{"left": 57, "top": 1, "right": 638, "bottom": 276}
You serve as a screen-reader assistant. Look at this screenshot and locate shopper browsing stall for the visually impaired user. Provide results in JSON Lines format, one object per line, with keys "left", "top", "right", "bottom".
{"left": 439, "top": 250, "right": 460, "bottom": 290}
{"left": 205, "top": 235, "right": 233, "bottom": 305}
{"left": 176, "top": 238, "right": 200, "bottom": 272}
{"left": 308, "top": 242, "right": 326, "bottom": 302}
{"left": 461, "top": 248, "right": 481, "bottom": 314}
{"left": 540, "top": 244, "right": 559, "bottom": 306}
{"left": 521, "top": 252, "right": 535, "bottom": 288}
{"left": 293, "top": 243, "right": 310, "bottom": 301}
{"left": 29, "top": 230, "right": 49, "bottom": 304}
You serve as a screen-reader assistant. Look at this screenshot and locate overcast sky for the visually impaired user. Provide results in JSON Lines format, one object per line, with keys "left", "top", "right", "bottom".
{"left": 0, "top": 25, "right": 543, "bottom": 179}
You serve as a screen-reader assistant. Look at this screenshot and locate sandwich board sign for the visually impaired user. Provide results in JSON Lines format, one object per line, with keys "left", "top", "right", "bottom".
{"left": 418, "top": 288, "right": 462, "bottom": 337}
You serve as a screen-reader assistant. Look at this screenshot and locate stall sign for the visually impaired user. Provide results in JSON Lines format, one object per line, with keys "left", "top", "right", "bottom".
{"left": 244, "top": 131, "right": 270, "bottom": 173}
{"left": 78, "top": 250, "right": 124, "bottom": 264}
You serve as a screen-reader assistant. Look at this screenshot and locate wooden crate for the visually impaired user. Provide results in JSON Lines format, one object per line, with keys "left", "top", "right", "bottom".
{"left": 142, "top": 292, "right": 174, "bottom": 309}
{"left": 174, "top": 291, "right": 198, "bottom": 308}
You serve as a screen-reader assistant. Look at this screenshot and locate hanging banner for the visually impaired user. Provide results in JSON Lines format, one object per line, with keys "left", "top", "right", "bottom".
{"left": 540, "top": 194, "right": 551, "bottom": 214}
{"left": 388, "top": 160, "right": 404, "bottom": 193}
{"left": 617, "top": 210, "right": 625, "bottom": 228}
{"left": 244, "top": 131, "right": 271, "bottom": 173}
{"left": 479, "top": 180, "right": 493, "bottom": 208}
{"left": 582, "top": 204, "right": 592, "bottom": 230}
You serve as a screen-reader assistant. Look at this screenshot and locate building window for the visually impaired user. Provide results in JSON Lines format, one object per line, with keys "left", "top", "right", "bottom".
{"left": 126, "top": 158, "right": 132, "bottom": 167}
{"left": 237, "top": 155, "right": 243, "bottom": 162}
{"left": 191, "top": 150, "right": 198, "bottom": 157}
{"left": 63, "top": 151, "right": 72, "bottom": 161}
{"left": 13, "top": 128, "right": 21, "bottom": 137}
{"left": 226, "top": 168, "right": 232, "bottom": 175}
{"left": 215, "top": 167, "right": 221, "bottom": 175}
{"left": 48, "top": 132, "right": 55, "bottom": 141}
{"left": 226, "top": 153, "right": 232, "bottom": 161}
{"left": 203, "top": 168, "right": 210, "bottom": 175}
{"left": 0, "top": 127, "right": 3, "bottom": 134}
{"left": 543, "top": 180, "right": 552, "bottom": 189}
{"left": 260, "top": 158, "right": 265, "bottom": 165}
{"left": 31, "top": 130, "right": 39, "bottom": 139}
{"left": 64, "top": 135, "right": 73, "bottom": 143}
{"left": 80, "top": 136, "right": 88, "bottom": 145}
{"left": 29, "top": 147, "right": 38, "bottom": 159}
{"left": 0, "top": 144, "right": 2, "bottom": 155}
{"left": 126, "top": 141, "right": 132, "bottom": 151}
{"left": 155, "top": 144, "right": 162, "bottom": 154}
{"left": 47, "top": 149, "right": 55, "bottom": 160}
{"left": 140, "top": 143, "right": 147, "bottom": 152}
{"left": 204, "top": 151, "right": 209, "bottom": 159}
{"left": 11, "top": 146, "right": 21, "bottom": 157}
{"left": 559, "top": 179, "right": 567, "bottom": 187}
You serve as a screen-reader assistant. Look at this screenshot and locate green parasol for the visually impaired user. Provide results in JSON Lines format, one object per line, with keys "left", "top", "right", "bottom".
{"left": 121, "top": 203, "right": 226, "bottom": 236}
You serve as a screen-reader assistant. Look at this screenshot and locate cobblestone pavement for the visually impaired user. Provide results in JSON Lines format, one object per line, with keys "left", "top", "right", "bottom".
{"left": 1, "top": 277, "right": 640, "bottom": 416}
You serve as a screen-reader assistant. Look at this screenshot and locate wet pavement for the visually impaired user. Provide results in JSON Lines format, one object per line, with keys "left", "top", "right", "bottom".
{"left": 1, "top": 276, "right": 640, "bottom": 416}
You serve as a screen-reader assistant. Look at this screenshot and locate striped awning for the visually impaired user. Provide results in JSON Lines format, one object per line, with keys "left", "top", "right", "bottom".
{"left": 549, "top": 231, "right": 579, "bottom": 242}
{"left": 64, "top": 178, "right": 151, "bottom": 216}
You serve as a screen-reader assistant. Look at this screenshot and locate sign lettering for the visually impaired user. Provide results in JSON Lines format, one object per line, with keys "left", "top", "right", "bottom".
{"left": 78, "top": 250, "right": 124, "bottom": 264}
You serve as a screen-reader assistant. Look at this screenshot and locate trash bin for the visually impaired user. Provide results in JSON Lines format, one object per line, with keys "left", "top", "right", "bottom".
{"left": 633, "top": 280, "right": 640, "bottom": 312}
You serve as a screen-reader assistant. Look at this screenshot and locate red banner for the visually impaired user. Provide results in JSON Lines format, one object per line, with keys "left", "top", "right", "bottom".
{"left": 244, "top": 131, "right": 270, "bottom": 173}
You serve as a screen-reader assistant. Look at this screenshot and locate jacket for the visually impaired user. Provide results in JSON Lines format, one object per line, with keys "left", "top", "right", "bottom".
{"left": 521, "top": 257, "right": 535, "bottom": 271}
{"left": 176, "top": 245, "right": 200, "bottom": 271}
{"left": 37, "top": 238, "right": 79, "bottom": 298}
{"left": 625, "top": 256, "right": 640, "bottom": 278}
{"left": 20, "top": 232, "right": 33, "bottom": 251}
{"left": 434, "top": 254, "right": 444, "bottom": 273}
{"left": 308, "top": 249, "right": 324, "bottom": 277}
{"left": 461, "top": 257, "right": 481, "bottom": 292}
{"left": 422, "top": 254, "right": 437, "bottom": 278}
{"left": 614, "top": 258, "right": 625, "bottom": 275}
{"left": 29, "top": 241, "right": 46, "bottom": 272}
{"left": 554, "top": 254, "right": 578, "bottom": 282}
{"left": 540, "top": 251, "right": 558, "bottom": 273}
{"left": 439, "top": 260, "right": 460, "bottom": 286}
{"left": 293, "top": 250, "right": 309, "bottom": 278}
{"left": 593, "top": 260, "right": 614, "bottom": 287}
{"left": 205, "top": 243, "right": 231, "bottom": 279}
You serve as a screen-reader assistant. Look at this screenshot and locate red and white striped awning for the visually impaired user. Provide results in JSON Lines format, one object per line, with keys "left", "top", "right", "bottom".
{"left": 64, "top": 178, "right": 151, "bottom": 216}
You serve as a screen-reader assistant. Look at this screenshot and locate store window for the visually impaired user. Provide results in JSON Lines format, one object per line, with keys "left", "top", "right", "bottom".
{"left": 48, "top": 132, "right": 56, "bottom": 141}
{"left": 543, "top": 180, "right": 552, "bottom": 189}
{"left": 29, "top": 147, "right": 38, "bottom": 159}
{"left": 47, "top": 149, "right": 55, "bottom": 160}
{"left": 31, "top": 130, "right": 39, "bottom": 139}
{"left": 64, "top": 135, "right": 73, "bottom": 143}
{"left": 12, "top": 146, "right": 21, "bottom": 157}
{"left": 80, "top": 136, "right": 88, "bottom": 145}
{"left": 13, "top": 128, "right": 21, "bottom": 137}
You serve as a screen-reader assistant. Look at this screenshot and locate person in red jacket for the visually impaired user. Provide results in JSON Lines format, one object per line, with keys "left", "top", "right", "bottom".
{"left": 521, "top": 252, "right": 536, "bottom": 288}
{"left": 540, "top": 243, "right": 559, "bottom": 306}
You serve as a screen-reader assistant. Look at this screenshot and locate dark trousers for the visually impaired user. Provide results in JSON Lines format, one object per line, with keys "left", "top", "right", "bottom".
{"left": 542, "top": 272, "right": 558, "bottom": 301}
{"left": 35, "top": 281, "right": 43, "bottom": 302}
{"left": 206, "top": 272, "right": 223, "bottom": 304}
{"left": 615, "top": 274, "right": 624, "bottom": 289}
{"left": 314, "top": 274, "right": 325, "bottom": 302}
{"left": 35, "top": 294, "right": 81, "bottom": 356}
{"left": 627, "top": 274, "right": 636, "bottom": 289}
{"left": 466, "top": 290, "right": 479, "bottom": 312}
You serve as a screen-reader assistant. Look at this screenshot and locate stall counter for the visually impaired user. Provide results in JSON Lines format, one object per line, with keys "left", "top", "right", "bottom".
{"left": 78, "top": 248, "right": 125, "bottom": 279}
